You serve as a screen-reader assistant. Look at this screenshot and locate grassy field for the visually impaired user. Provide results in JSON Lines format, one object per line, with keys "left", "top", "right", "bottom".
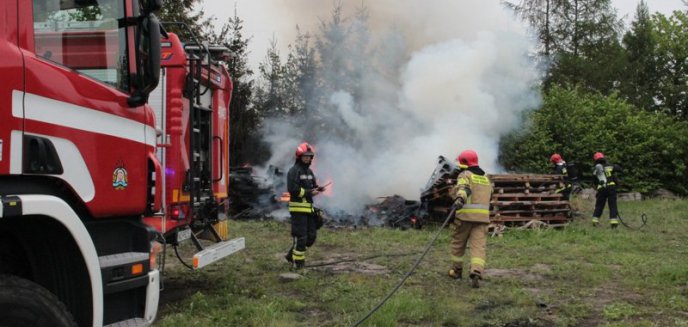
{"left": 155, "top": 198, "right": 688, "bottom": 327}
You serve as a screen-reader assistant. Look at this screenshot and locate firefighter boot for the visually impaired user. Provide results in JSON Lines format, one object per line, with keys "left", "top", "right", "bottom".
{"left": 448, "top": 266, "right": 463, "bottom": 280}
{"left": 591, "top": 217, "right": 599, "bottom": 227}
{"left": 285, "top": 248, "right": 294, "bottom": 264}
{"left": 469, "top": 272, "right": 481, "bottom": 289}
{"left": 293, "top": 259, "right": 305, "bottom": 270}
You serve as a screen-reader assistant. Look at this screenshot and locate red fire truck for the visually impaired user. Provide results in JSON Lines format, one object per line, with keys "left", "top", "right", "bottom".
{"left": 1, "top": 0, "right": 164, "bottom": 326}
{"left": 143, "top": 30, "right": 244, "bottom": 269}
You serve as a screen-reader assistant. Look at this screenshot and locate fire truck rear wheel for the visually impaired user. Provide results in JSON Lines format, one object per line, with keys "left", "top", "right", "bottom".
{"left": 0, "top": 274, "right": 77, "bottom": 327}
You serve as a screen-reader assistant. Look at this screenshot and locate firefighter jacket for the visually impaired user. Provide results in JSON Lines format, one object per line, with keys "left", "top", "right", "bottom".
{"left": 553, "top": 162, "right": 568, "bottom": 178}
{"left": 553, "top": 162, "right": 572, "bottom": 192}
{"left": 454, "top": 167, "right": 493, "bottom": 223}
{"left": 287, "top": 160, "right": 318, "bottom": 214}
{"left": 593, "top": 161, "right": 621, "bottom": 190}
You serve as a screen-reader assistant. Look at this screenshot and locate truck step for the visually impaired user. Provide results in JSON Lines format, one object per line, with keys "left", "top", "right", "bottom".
{"left": 193, "top": 237, "right": 245, "bottom": 269}
{"left": 193, "top": 105, "right": 213, "bottom": 112}
{"left": 99, "top": 252, "right": 149, "bottom": 269}
{"left": 104, "top": 317, "right": 148, "bottom": 327}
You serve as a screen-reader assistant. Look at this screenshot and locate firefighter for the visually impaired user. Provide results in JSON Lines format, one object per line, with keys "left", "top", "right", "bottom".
{"left": 591, "top": 152, "right": 621, "bottom": 228}
{"left": 550, "top": 153, "right": 572, "bottom": 200}
{"left": 285, "top": 142, "right": 324, "bottom": 269}
{"left": 448, "top": 149, "right": 493, "bottom": 288}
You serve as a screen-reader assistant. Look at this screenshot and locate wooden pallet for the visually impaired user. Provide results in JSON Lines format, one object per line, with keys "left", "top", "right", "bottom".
{"left": 420, "top": 172, "right": 572, "bottom": 227}
{"left": 489, "top": 174, "right": 571, "bottom": 226}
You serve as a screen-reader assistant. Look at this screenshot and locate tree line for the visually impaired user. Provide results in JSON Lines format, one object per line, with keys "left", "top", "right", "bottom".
{"left": 502, "top": 0, "right": 688, "bottom": 194}
{"left": 160, "top": 0, "right": 688, "bottom": 195}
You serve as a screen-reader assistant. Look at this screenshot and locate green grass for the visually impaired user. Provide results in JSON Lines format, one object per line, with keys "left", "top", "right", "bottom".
{"left": 154, "top": 198, "right": 688, "bottom": 327}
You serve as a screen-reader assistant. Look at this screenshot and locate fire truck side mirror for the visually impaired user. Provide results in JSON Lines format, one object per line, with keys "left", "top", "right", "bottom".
{"left": 141, "top": 0, "right": 162, "bottom": 16}
{"left": 128, "top": 15, "right": 161, "bottom": 107}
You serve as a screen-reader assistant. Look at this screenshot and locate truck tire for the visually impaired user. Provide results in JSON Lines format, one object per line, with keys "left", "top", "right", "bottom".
{"left": 0, "top": 274, "right": 77, "bottom": 327}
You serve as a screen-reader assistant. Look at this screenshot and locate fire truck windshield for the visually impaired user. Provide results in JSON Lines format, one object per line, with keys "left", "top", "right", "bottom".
{"left": 32, "top": 0, "right": 130, "bottom": 90}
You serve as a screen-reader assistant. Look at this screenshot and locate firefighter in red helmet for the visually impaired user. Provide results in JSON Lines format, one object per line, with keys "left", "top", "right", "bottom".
{"left": 284, "top": 142, "right": 325, "bottom": 269}
{"left": 591, "top": 152, "right": 622, "bottom": 228}
{"left": 550, "top": 153, "right": 573, "bottom": 200}
{"left": 448, "top": 149, "right": 493, "bottom": 288}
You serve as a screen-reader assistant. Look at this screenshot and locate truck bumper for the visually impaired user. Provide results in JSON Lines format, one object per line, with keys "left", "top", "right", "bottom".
{"left": 193, "top": 237, "right": 245, "bottom": 269}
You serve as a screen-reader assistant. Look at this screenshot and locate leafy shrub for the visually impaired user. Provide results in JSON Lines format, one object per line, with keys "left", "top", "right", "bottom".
{"left": 500, "top": 85, "right": 688, "bottom": 195}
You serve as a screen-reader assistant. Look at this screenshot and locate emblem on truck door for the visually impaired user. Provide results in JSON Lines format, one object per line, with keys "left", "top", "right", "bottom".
{"left": 112, "top": 162, "right": 129, "bottom": 190}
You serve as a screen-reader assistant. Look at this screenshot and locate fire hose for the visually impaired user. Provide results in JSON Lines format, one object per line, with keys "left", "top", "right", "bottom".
{"left": 351, "top": 204, "right": 457, "bottom": 327}
{"left": 618, "top": 213, "right": 648, "bottom": 229}
{"left": 305, "top": 252, "right": 420, "bottom": 268}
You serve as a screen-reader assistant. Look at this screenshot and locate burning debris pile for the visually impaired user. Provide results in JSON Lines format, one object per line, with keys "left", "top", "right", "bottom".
{"left": 419, "top": 156, "right": 572, "bottom": 227}
{"left": 419, "top": 156, "right": 461, "bottom": 222}
{"left": 227, "top": 165, "right": 422, "bottom": 228}
{"left": 227, "top": 164, "right": 423, "bottom": 227}
{"left": 228, "top": 165, "right": 285, "bottom": 219}
{"left": 360, "top": 195, "right": 422, "bottom": 229}
{"left": 228, "top": 156, "right": 571, "bottom": 229}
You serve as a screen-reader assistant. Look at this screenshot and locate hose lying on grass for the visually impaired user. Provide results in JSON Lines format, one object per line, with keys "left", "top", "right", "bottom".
{"left": 351, "top": 204, "right": 457, "bottom": 327}
{"left": 618, "top": 213, "right": 648, "bottom": 230}
{"left": 305, "top": 252, "right": 421, "bottom": 268}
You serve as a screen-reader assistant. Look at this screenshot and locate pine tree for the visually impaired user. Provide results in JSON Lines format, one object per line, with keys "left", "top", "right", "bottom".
{"left": 255, "top": 38, "right": 287, "bottom": 117}
{"left": 212, "top": 9, "right": 266, "bottom": 165}
{"left": 157, "top": 0, "right": 212, "bottom": 41}
{"left": 283, "top": 27, "right": 319, "bottom": 118}
{"left": 621, "top": 1, "right": 658, "bottom": 111}
{"left": 653, "top": 11, "right": 688, "bottom": 119}
{"left": 545, "top": 0, "right": 625, "bottom": 93}
{"left": 503, "top": 0, "right": 564, "bottom": 56}
{"left": 506, "top": 0, "right": 625, "bottom": 93}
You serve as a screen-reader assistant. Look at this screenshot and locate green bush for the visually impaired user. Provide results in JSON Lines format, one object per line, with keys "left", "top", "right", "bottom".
{"left": 500, "top": 85, "right": 688, "bottom": 195}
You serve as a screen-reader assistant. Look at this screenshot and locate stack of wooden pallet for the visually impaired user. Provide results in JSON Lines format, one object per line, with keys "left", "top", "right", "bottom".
{"left": 419, "top": 158, "right": 572, "bottom": 226}
{"left": 490, "top": 174, "right": 571, "bottom": 225}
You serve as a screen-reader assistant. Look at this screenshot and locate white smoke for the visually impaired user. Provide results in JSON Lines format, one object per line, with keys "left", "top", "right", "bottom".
{"left": 256, "top": 0, "right": 542, "bottom": 214}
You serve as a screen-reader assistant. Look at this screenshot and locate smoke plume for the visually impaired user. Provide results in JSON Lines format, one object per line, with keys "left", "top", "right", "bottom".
{"left": 258, "top": 0, "right": 542, "bottom": 214}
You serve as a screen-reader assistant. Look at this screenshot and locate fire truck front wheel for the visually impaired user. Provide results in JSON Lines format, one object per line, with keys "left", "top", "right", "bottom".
{"left": 0, "top": 274, "right": 77, "bottom": 327}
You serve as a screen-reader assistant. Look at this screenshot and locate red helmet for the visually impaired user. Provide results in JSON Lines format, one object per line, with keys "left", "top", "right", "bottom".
{"left": 295, "top": 142, "right": 315, "bottom": 158}
{"left": 593, "top": 152, "right": 605, "bottom": 161}
{"left": 456, "top": 150, "right": 479, "bottom": 168}
{"left": 550, "top": 153, "right": 562, "bottom": 164}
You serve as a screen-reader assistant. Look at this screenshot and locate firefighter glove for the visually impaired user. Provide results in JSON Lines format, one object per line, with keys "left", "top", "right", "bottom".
{"left": 453, "top": 197, "right": 465, "bottom": 209}
{"left": 314, "top": 208, "right": 325, "bottom": 229}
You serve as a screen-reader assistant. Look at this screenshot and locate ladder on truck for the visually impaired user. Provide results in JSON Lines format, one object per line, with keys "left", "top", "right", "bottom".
{"left": 184, "top": 43, "right": 224, "bottom": 246}
{"left": 159, "top": 22, "right": 243, "bottom": 270}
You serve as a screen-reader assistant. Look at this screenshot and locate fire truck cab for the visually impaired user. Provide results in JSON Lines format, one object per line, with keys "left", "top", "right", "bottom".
{"left": 1, "top": 0, "right": 163, "bottom": 326}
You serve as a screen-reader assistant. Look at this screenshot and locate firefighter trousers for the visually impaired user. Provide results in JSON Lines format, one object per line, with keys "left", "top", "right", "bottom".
{"left": 593, "top": 186, "right": 618, "bottom": 220}
{"left": 288, "top": 212, "right": 318, "bottom": 261}
{"left": 450, "top": 220, "right": 488, "bottom": 277}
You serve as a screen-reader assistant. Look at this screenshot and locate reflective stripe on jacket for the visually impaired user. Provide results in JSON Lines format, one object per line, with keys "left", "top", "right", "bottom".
{"left": 454, "top": 170, "right": 492, "bottom": 223}
{"left": 288, "top": 200, "right": 314, "bottom": 214}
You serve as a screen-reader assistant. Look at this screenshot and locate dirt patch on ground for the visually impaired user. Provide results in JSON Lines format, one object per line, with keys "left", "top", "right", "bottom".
{"left": 274, "top": 251, "right": 392, "bottom": 275}
{"left": 322, "top": 261, "right": 389, "bottom": 275}
{"left": 486, "top": 265, "right": 550, "bottom": 282}
{"left": 300, "top": 307, "right": 331, "bottom": 320}
{"left": 304, "top": 253, "right": 391, "bottom": 275}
